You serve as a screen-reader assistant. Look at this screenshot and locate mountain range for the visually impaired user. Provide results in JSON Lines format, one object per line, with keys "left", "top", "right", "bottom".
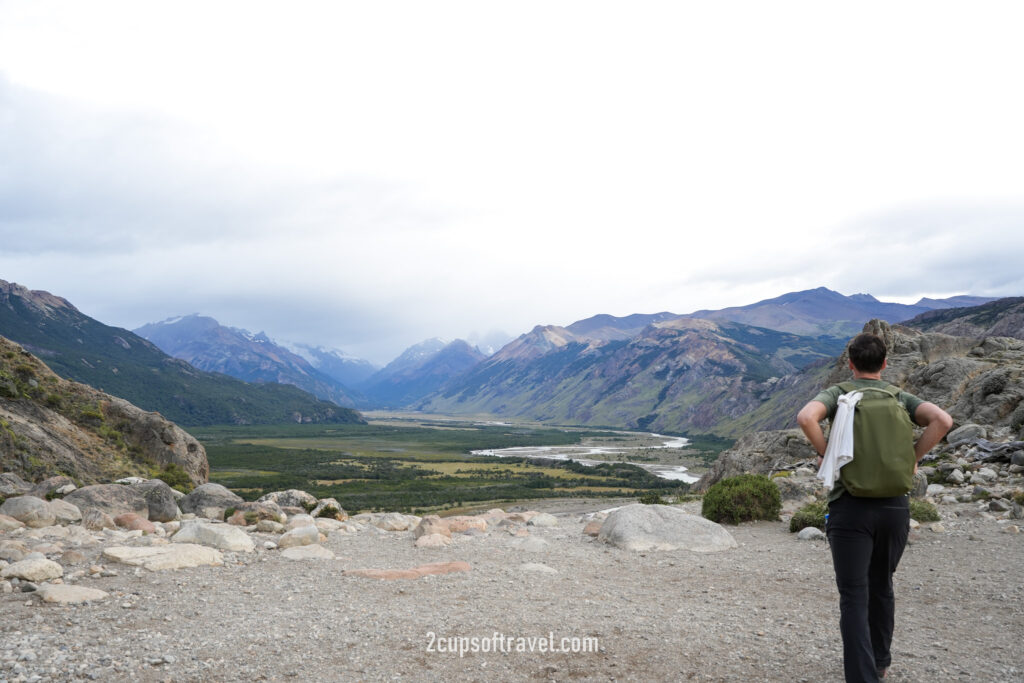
{"left": 3, "top": 275, "right": 1010, "bottom": 436}
{"left": 134, "top": 315, "right": 360, "bottom": 407}
{"left": 0, "top": 279, "right": 364, "bottom": 427}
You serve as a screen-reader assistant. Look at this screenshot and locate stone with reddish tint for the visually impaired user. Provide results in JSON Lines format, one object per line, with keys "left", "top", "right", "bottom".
{"left": 345, "top": 561, "right": 471, "bottom": 580}
{"left": 445, "top": 516, "right": 488, "bottom": 534}
{"left": 226, "top": 511, "right": 251, "bottom": 526}
{"left": 583, "top": 520, "right": 603, "bottom": 537}
{"left": 114, "top": 513, "right": 157, "bottom": 534}
{"left": 0, "top": 514, "right": 25, "bottom": 532}
{"left": 82, "top": 509, "right": 116, "bottom": 531}
{"left": 507, "top": 511, "right": 539, "bottom": 523}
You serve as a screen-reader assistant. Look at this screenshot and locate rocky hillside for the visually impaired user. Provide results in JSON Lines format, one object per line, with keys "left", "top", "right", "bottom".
{"left": 902, "top": 296, "right": 1024, "bottom": 340}
{"left": 134, "top": 315, "right": 360, "bottom": 407}
{"left": 0, "top": 280, "right": 364, "bottom": 426}
{"left": 423, "top": 318, "right": 844, "bottom": 434}
{"left": 0, "top": 336, "right": 208, "bottom": 486}
{"left": 697, "top": 317, "right": 1024, "bottom": 490}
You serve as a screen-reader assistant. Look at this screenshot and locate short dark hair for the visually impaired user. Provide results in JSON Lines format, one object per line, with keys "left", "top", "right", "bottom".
{"left": 848, "top": 333, "right": 887, "bottom": 373}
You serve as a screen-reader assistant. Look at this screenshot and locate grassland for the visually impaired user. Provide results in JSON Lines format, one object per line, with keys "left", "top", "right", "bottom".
{"left": 194, "top": 420, "right": 698, "bottom": 513}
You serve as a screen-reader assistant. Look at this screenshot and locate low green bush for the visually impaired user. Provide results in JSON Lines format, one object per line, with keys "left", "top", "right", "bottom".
{"left": 1012, "top": 490, "right": 1024, "bottom": 506}
{"left": 701, "top": 474, "right": 781, "bottom": 525}
{"left": 789, "top": 500, "right": 827, "bottom": 533}
{"left": 638, "top": 492, "right": 667, "bottom": 505}
{"left": 909, "top": 499, "right": 940, "bottom": 523}
{"left": 155, "top": 463, "right": 194, "bottom": 494}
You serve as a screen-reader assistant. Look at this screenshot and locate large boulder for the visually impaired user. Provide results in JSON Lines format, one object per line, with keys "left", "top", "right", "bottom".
{"left": 256, "top": 489, "right": 317, "bottom": 510}
{"left": 132, "top": 480, "right": 180, "bottom": 522}
{"left": 179, "top": 483, "right": 243, "bottom": 516}
{"left": 597, "top": 504, "right": 738, "bottom": 553}
{"left": 172, "top": 520, "right": 255, "bottom": 552}
{"left": 63, "top": 484, "right": 148, "bottom": 519}
{"left": 101, "top": 396, "right": 209, "bottom": 486}
{"left": 0, "top": 472, "right": 32, "bottom": 497}
{"left": 0, "top": 496, "right": 56, "bottom": 528}
{"left": 48, "top": 498, "right": 82, "bottom": 525}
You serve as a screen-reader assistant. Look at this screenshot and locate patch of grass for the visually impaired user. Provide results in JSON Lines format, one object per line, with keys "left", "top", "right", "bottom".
{"left": 789, "top": 500, "right": 827, "bottom": 533}
{"left": 909, "top": 499, "right": 940, "bottom": 523}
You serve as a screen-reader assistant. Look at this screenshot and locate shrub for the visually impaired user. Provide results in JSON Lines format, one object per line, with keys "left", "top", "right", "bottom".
{"left": 316, "top": 504, "right": 342, "bottom": 518}
{"left": 223, "top": 507, "right": 237, "bottom": 521}
{"left": 789, "top": 500, "right": 827, "bottom": 533}
{"left": 701, "top": 474, "right": 781, "bottom": 525}
{"left": 1012, "top": 490, "right": 1024, "bottom": 507}
{"left": 244, "top": 511, "right": 259, "bottom": 525}
{"left": 638, "top": 492, "right": 666, "bottom": 505}
{"left": 909, "top": 499, "right": 940, "bottom": 523}
{"left": 770, "top": 470, "right": 792, "bottom": 479}
{"left": 155, "top": 463, "right": 194, "bottom": 494}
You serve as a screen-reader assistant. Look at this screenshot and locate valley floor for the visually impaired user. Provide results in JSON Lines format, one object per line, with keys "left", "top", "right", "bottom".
{"left": 2, "top": 499, "right": 1021, "bottom": 682}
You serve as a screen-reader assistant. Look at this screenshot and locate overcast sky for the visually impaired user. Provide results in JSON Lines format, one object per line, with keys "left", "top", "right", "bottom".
{"left": 1, "top": 1, "right": 1023, "bottom": 365}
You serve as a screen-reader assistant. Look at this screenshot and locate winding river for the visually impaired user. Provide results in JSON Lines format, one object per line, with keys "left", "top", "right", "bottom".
{"left": 470, "top": 432, "right": 699, "bottom": 483}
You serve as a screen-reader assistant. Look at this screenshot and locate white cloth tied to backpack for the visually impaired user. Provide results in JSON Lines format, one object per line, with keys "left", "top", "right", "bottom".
{"left": 817, "top": 390, "right": 863, "bottom": 490}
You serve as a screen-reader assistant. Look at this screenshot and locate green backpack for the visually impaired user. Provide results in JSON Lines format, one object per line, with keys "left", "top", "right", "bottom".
{"left": 835, "top": 381, "right": 917, "bottom": 497}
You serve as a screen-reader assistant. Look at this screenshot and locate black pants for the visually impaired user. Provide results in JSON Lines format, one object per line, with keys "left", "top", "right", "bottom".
{"left": 826, "top": 493, "right": 910, "bottom": 683}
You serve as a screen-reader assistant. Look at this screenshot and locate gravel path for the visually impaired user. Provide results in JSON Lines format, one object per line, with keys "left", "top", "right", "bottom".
{"left": 2, "top": 499, "right": 1021, "bottom": 682}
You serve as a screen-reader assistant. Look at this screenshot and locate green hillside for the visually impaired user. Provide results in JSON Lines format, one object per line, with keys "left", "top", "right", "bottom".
{"left": 0, "top": 281, "right": 364, "bottom": 427}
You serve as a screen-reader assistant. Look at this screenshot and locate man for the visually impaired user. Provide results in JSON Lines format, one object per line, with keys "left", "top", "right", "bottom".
{"left": 797, "top": 333, "right": 952, "bottom": 682}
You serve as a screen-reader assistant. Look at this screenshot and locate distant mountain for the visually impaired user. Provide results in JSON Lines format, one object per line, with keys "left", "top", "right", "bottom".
{"left": 566, "top": 312, "right": 679, "bottom": 342}
{"left": 911, "top": 295, "right": 997, "bottom": 310}
{"left": 901, "top": 297, "right": 1024, "bottom": 340}
{"left": 134, "top": 315, "right": 358, "bottom": 407}
{"left": 359, "top": 338, "right": 486, "bottom": 407}
{"left": 282, "top": 342, "right": 378, "bottom": 387}
{"left": 680, "top": 287, "right": 997, "bottom": 338}
{"left": 423, "top": 318, "right": 845, "bottom": 434}
{"left": 0, "top": 279, "right": 364, "bottom": 426}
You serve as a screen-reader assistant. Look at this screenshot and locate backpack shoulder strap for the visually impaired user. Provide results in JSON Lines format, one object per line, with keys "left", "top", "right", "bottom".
{"left": 838, "top": 381, "right": 900, "bottom": 398}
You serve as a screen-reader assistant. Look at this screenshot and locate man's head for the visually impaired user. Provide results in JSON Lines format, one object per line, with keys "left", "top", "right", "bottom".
{"left": 847, "top": 333, "right": 887, "bottom": 373}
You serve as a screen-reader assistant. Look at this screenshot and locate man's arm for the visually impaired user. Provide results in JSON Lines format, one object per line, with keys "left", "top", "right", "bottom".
{"left": 797, "top": 400, "right": 829, "bottom": 467}
{"left": 912, "top": 402, "right": 954, "bottom": 462}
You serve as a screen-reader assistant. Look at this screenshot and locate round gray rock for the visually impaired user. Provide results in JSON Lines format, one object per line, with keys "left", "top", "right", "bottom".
{"left": 63, "top": 485, "right": 148, "bottom": 519}
{"left": 948, "top": 423, "right": 987, "bottom": 444}
{"left": 132, "top": 480, "right": 181, "bottom": 522}
{"left": 179, "top": 483, "right": 243, "bottom": 515}
{"left": 0, "top": 496, "right": 56, "bottom": 528}
{"left": 598, "top": 504, "right": 738, "bottom": 553}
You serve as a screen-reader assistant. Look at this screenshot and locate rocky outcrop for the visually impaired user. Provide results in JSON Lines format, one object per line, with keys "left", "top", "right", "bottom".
{"left": 694, "top": 430, "right": 816, "bottom": 492}
{"left": 702, "top": 317, "right": 1024, "bottom": 487}
{"left": 0, "top": 335, "right": 209, "bottom": 487}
